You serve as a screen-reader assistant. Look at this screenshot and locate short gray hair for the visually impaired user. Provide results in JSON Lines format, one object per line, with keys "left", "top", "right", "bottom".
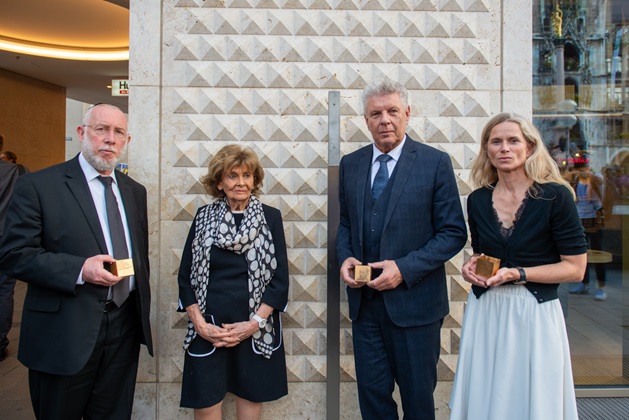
{"left": 362, "top": 80, "right": 408, "bottom": 115}
{"left": 82, "top": 103, "right": 125, "bottom": 125}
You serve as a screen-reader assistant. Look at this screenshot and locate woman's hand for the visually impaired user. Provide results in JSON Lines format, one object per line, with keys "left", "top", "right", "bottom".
{"left": 195, "top": 319, "right": 231, "bottom": 346}
{"left": 219, "top": 304, "right": 274, "bottom": 348}
{"left": 219, "top": 320, "right": 260, "bottom": 347}
{"left": 462, "top": 254, "right": 488, "bottom": 288}
{"left": 185, "top": 303, "right": 231, "bottom": 346}
{"left": 485, "top": 267, "right": 518, "bottom": 287}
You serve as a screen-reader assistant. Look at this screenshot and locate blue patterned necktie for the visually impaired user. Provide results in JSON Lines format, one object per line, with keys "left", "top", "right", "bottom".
{"left": 372, "top": 154, "right": 393, "bottom": 201}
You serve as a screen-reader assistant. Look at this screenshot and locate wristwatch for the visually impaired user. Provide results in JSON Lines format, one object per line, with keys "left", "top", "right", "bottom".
{"left": 513, "top": 267, "right": 527, "bottom": 285}
{"left": 252, "top": 314, "right": 267, "bottom": 329}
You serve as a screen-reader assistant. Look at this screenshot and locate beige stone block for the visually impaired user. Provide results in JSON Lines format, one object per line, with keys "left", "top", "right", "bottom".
{"left": 157, "top": 383, "right": 191, "bottom": 419}
{"left": 129, "top": 0, "right": 161, "bottom": 86}
{"left": 132, "top": 382, "right": 157, "bottom": 419}
{"left": 503, "top": 0, "right": 532, "bottom": 91}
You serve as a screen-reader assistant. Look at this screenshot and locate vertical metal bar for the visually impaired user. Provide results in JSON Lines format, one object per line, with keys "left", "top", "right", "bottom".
{"left": 326, "top": 91, "right": 341, "bottom": 420}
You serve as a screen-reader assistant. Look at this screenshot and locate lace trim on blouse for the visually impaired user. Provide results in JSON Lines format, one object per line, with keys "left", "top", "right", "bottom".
{"left": 492, "top": 193, "right": 529, "bottom": 239}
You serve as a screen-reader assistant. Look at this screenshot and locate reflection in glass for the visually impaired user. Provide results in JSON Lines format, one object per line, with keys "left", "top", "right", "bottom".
{"left": 532, "top": 0, "right": 628, "bottom": 387}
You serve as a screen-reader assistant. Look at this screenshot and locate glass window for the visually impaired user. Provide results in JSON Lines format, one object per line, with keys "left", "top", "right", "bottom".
{"left": 532, "top": 0, "right": 628, "bottom": 388}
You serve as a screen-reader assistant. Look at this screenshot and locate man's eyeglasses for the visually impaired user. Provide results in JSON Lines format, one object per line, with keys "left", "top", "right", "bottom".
{"left": 83, "top": 125, "right": 127, "bottom": 141}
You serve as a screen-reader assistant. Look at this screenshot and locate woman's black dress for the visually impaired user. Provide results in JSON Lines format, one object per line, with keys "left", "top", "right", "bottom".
{"left": 178, "top": 208, "right": 289, "bottom": 408}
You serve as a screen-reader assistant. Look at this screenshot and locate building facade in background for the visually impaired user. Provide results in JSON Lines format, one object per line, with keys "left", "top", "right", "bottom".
{"left": 124, "top": 0, "right": 627, "bottom": 418}
{"left": 532, "top": 0, "right": 628, "bottom": 389}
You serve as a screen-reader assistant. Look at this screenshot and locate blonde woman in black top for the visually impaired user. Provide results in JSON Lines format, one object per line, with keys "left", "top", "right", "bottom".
{"left": 449, "top": 113, "right": 587, "bottom": 420}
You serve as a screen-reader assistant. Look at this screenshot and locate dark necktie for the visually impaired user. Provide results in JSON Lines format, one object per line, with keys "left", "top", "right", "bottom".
{"left": 372, "top": 154, "right": 393, "bottom": 201}
{"left": 98, "top": 176, "right": 130, "bottom": 307}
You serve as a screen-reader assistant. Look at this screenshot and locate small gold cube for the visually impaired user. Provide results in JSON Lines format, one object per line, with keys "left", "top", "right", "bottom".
{"left": 110, "top": 258, "right": 135, "bottom": 277}
{"left": 475, "top": 255, "right": 500, "bottom": 279}
{"left": 354, "top": 265, "right": 372, "bottom": 283}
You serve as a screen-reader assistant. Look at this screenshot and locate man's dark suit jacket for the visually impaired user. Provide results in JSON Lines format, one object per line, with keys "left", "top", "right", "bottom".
{"left": 336, "top": 137, "right": 467, "bottom": 326}
{"left": 0, "top": 155, "right": 153, "bottom": 375}
{"left": 0, "top": 160, "right": 18, "bottom": 236}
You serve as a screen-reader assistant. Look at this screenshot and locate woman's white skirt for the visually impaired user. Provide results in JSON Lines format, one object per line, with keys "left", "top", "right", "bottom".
{"left": 449, "top": 285, "right": 578, "bottom": 420}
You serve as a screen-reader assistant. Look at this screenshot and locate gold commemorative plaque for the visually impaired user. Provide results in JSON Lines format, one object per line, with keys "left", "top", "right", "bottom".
{"left": 475, "top": 255, "right": 500, "bottom": 279}
{"left": 354, "top": 265, "right": 372, "bottom": 283}
{"left": 110, "top": 258, "right": 134, "bottom": 277}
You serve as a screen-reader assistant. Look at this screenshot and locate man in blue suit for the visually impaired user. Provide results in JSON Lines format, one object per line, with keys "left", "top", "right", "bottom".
{"left": 337, "top": 80, "right": 467, "bottom": 419}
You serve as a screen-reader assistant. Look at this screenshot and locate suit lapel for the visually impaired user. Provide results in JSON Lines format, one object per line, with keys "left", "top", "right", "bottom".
{"left": 64, "top": 157, "right": 109, "bottom": 255}
{"left": 355, "top": 148, "right": 371, "bottom": 244}
{"left": 383, "top": 139, "right": 416, "bottom": 229}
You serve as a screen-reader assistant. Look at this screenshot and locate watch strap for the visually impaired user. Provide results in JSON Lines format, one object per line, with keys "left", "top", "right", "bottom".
{"left": 252, "top": 314, "right": 266, "bottom": 328}
{"left": 514, "top": 267, "right": 527, "bottom": 284}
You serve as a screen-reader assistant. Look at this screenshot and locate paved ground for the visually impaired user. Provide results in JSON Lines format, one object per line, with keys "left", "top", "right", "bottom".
{"left": 0, "top": 281, "right": 33, "bottom": 419}
{"left": 1, "top": 282, "right": 628, "bottom": 419}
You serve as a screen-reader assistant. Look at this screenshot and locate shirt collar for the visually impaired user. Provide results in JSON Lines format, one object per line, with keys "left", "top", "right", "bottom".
{"left": 78, "top": 153, "right": 118, "bottom": 185}
{"left": 372, "top": 134, "right": 406, "bottom": 164}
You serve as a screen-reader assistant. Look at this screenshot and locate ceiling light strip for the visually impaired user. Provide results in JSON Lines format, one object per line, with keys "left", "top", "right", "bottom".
{"left": 0, "top": 37, "right": 128, "bottom": 61}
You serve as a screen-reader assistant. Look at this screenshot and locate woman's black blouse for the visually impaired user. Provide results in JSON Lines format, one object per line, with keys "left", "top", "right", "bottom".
{"left": 468, "top": 182, "right": 587, "bottom": 303}
{"left": 177, "top": 204, "right": 289, "bottom": 313}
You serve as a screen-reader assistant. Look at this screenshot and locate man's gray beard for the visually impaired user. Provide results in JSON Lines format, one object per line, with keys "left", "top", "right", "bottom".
{"left": 81, "top": 139, "right": 127, "bottom": 173}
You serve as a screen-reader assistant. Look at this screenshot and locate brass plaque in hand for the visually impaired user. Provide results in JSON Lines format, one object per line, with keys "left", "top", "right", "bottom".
{"left": 354, "top": 265, "right": 372, "bottom": 283}
{"left": 475, "top": 255, "right": 500, "bottom": 279}
{"left": 110, "top": 258, "right": 135, "bottom": 277}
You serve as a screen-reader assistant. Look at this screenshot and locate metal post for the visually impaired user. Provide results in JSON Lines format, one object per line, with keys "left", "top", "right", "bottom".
{"left": 326, "top": 91, "right": 341, "bottom": 420}
{"left": 554, "top": 39, "right": 566, "bottom": 104}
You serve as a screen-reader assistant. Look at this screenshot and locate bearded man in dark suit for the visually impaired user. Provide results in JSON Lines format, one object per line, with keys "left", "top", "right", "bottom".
{"left": 337, "top": 80, "right": 467, "bottom": 419}
{"left": 0, "top": 104, "right": 153, "bottom": 419}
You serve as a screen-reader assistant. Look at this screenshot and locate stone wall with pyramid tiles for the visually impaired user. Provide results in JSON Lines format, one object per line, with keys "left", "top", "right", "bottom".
{"left": 128, "top": 0, "right": 533, "bottom": 418}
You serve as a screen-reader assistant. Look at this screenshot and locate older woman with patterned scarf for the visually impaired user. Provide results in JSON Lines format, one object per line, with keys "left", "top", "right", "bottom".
{"left": 177, "top": 145, "right": 289, "bottom": 419}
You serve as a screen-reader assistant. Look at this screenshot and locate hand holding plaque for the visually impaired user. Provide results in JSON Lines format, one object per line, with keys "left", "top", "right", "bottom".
{"left": 110, "top": 258, "right": 134, "bottom": 277}
{"left": 354, "top": 265, "right": 371, "bottom": 283}
{"left": 475, "top": 254, "right": 500, "bottom": 279}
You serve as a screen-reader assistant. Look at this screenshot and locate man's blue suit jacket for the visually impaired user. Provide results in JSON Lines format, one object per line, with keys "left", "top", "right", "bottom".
{"left": 336, "top": 137, "right": 467, "bottom": 326}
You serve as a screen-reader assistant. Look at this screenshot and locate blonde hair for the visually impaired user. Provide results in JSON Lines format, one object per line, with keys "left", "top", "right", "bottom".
{"left": 202, "top": 145, "right": 265, "bottom": 198}
{"left": 470, "top": 112, "right": 574, "bottom": 198}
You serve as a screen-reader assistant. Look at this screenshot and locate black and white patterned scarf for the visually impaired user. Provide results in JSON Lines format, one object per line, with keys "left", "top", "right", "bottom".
{"left": 183, "top": 195, "right": 277, "bottom": 358}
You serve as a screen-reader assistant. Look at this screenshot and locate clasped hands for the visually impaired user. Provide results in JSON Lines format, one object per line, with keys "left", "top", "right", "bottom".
{"left": 195, "top": 318, "right": 259, "bottom": 348}
{"left": 461, "top": 254, "right": 515, "bottom": 288}
{"left": 340, "top": 257, "right": 403, "bottom": 291}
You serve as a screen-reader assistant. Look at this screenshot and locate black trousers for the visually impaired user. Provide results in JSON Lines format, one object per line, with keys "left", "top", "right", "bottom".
{"left": 29, "top": 295, "right": 141, "bottom": 420}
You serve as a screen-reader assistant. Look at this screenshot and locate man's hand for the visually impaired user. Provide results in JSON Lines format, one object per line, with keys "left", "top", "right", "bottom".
{"left": 81, "top": 254, "right": 123, "bottom": 286}
{"left": 340, "top": 257, "right": 365, "bottom": 288}
{"left": 368, "top": 260, "right": 403, "bottom": 291}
